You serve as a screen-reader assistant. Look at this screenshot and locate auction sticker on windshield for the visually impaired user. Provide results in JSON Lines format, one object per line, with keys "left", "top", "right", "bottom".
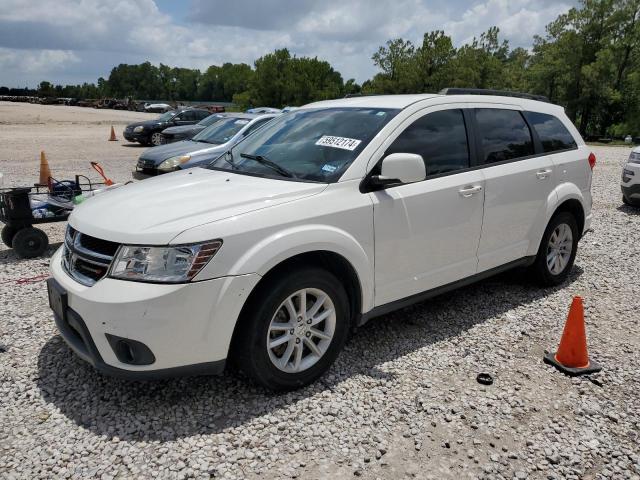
{"left": 315, "top": 135, "right": 362, "bottom": 151}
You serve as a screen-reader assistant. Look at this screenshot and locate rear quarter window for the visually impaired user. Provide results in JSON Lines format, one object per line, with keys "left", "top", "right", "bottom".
{"left": 523, "top": 111, "right": 577, "bottom": 153}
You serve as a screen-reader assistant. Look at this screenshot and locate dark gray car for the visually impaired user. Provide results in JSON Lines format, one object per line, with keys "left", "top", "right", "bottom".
{"left": 133, "top": 113, "right": 278, "bottom": 179}
{"left": 161, "top": 113, "right": 233, "bottom": 143}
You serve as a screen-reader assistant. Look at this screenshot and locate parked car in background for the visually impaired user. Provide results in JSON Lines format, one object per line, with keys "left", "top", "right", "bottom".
{"left": 133, "top": 113, "right": 277, "bottom": 178}
{"left": 49, "top": 90, "right": 593, "bottom": 390}
{"left": 144, "top": 103, "right": 172, "bottom": 113}
{"left": 247, "top": 107, "right": 282, "bottom": 114}
{"left": 123, "top": 108, "right": 211, "bottom": 146}
{"left": 622, "top": 146, "right": 640, "bottom": 206}
{"left": 161, "top": 113, "right": 232, "bottom": 143}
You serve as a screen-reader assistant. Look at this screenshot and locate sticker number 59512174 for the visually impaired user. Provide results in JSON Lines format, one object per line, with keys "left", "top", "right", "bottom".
{"left": 315, "top": 135, "right": 362, "bottom": 151}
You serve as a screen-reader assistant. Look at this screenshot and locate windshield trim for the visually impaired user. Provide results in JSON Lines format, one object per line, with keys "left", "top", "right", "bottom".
{"left": 205, "top": 165, "right": 326, "bottom": 184}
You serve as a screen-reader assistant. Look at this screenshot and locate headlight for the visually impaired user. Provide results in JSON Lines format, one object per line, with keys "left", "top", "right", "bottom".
{"left": 133, "top": 126, "right": 145, "bottom": 133}
{"left": 629, "top": 151, "right": 640, "bottom": 164}
{"left": 158, "top": 155, "right": 191, "bottom": 172}
{"left": 109, "top": 241, "right": 222, "bottom": 283}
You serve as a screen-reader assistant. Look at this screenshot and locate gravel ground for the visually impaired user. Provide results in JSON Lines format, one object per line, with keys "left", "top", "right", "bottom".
{"left": 1, "top": 103, "right": 639, "bottom": 479}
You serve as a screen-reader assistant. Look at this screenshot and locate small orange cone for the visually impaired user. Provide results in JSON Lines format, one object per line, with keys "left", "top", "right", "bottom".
{"left": 108, "top": 125, "right": 118, "bottom": 141}
{"left": 39, "top": 150, "right": 51, "bottom": 186}
{"left": 544, "top": 296, "right": 601, "bottom": 376}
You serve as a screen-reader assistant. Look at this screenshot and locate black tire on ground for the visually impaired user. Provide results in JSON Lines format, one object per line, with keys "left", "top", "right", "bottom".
{"left": 531, "top": 211, "right": 579, "bottom": 287}
{"left": 11, "top": 227, "right": 49, "bottom": 258}
{"left": 1, "top": 225, "right": 18, "bottom": 248}
{"left": 233, "top": 267, "right": 350, "bottom": 391}
{"left": 623, "top": 194, "right": 640, "bottom": 207}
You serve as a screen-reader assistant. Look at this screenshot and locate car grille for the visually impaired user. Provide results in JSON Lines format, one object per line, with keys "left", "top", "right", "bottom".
{"left": 62, "top": 226, "right": 120, "bottom": 286}
{"left": 136, "top": 158, "right": 158, "bottom": 174}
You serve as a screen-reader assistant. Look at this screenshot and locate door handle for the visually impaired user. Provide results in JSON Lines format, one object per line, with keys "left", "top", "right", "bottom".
{"left": 536, "top": 169, "right": 552, "bottom": 179}
{"left": 458, "top": 185, "right": 483, "bottom": 197}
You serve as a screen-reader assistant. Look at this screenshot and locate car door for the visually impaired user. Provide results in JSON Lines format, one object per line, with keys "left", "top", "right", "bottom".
{"left": 174, "top": 111, "right": 193, "bottom": 126}
{"left": 370, "top": 107, "right": 486, "bottom": 306}
{"left": 471, "top": 106, "right": 556, "bottom": 272}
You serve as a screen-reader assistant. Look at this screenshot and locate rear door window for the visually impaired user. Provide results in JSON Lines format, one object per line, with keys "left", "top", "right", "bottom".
{"left": 475, "top": 109, "right": 534, "bottom": 164}
{"left": 385, "top": 109, "right": 470, "bottom": 176}
{"left": 523, "top": 111, "right": 577, "bottom": 153}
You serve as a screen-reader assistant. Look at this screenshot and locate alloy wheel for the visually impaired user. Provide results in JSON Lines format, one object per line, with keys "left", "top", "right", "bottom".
{"left": 266, "top": 288, "right": 336, "bottom": 373}
{"left": 546, "top": 223, "right": 573, "bottom": 275}
{"left": 151, "top": 132, "right": 165, "bottom": 146}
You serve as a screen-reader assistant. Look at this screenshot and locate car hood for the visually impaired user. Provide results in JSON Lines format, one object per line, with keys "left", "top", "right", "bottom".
{"left": 139, "top": 140, "right": 216, "bottom": 163}
{"left": 69, "top": 168, "right": 327, "bottom": 244}
{"left": 162, "top": 125, "right": 202, "bottom": 135}
{"left": 127, "top": 119, "right": 171, "bottom": 130}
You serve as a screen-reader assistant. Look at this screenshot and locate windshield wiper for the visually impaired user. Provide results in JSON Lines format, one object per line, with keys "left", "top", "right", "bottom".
{"left": 240, "top": 153, "right": 296, "bottom": 179}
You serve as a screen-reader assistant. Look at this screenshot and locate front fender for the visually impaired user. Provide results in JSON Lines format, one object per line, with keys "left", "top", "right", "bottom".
{"left": 215, "top": 225, "right": 374, "bottom": 313}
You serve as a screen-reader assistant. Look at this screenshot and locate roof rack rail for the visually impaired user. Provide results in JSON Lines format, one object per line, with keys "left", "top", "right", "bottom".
{"left": 439, "top": 88, "right": 550, "bottom": 103}
{"left": 344, "top": 93, "right": 381, "bottom": 98}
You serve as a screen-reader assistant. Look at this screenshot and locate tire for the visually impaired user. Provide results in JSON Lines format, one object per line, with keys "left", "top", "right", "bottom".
{"left": 233, "top": 267, "right": 350, "bottom": 391}
{"left": 150, "top": 132, "right": 165, "bottom": 146}
{"left": 1, "top": 225, "right": 18, "bottom": 248}
{"left": 623, "top": 194, "right": 640, "bottom": 207}
{"left": 531, "top": 212, "right": 579, "bottom": 286}
{"left": 12, "top": 227, "right": 48, "bottom": 258}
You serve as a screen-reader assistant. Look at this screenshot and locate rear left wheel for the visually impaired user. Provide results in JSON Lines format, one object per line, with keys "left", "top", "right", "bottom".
{"left": 531, "top": 212, "right": 578, "bottom": 286}
{"left": 233, "top": 267, "right": 350, "bottom": 391}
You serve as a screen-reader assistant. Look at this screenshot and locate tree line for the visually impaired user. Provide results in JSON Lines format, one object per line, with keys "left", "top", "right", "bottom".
{"left": 2, "top": 0, "right": 638, "bottom": 136}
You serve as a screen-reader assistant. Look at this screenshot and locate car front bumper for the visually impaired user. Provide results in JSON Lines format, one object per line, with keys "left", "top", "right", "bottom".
{"left": 123, "top": 130, "right": 148, "bottom": 143}
{"left": 622, "top": 162, "right": 640, "bottom": 199}
{"left": 48, "top": 247, "right": 261, "bottom": 378}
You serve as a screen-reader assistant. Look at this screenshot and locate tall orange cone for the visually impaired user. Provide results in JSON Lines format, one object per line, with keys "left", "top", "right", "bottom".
{"left": 544, "top": 296, "right": 601, "bottom": 376}
{"left": 39, "top": 150, "right": 51, "bottom": 186}
{"left": 108, "top": 125, "right": 118, "bottom": 141}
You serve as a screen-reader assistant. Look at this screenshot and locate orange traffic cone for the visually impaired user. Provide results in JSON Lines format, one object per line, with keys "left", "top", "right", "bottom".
{"left": 39, "top": 150, "right": 51, "bottom": 186}
{"left": 108, "top": 125, "right": 118, "bottom": 141}
{"left": 544, "top": 296, "right": 601, "bottom": 376}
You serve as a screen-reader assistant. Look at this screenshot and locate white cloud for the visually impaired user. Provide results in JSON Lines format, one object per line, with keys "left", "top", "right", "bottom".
{"left": 0, "top": 48, "right": 79, "bottom": 75}
{"left": 0, "top": 0, "right": 577, "bottom": 87}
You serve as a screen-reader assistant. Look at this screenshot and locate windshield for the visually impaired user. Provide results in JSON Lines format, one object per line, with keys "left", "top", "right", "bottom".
{"left": 197, "top": 113, "right": 225, "bottom": 127}
{"left": 192, "top": 117, "right": 250, "bottom": 144}
{"left": 208, "top": 107, "right": 399, "bottom": 182}
{"left": 157, "top": 111, "right": 176, "bottom": 121}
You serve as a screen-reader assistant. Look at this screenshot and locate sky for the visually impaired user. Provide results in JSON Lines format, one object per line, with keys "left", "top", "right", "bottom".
{"left": 0, "top": 0, "right": 578, "bottom": 88}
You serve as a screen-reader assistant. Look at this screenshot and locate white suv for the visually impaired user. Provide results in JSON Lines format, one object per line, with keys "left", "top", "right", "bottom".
{"left": 622, "top": 146, "right": 640, "bottom": 206}
{"left": 48, "top": 90, "right": 594, "bottom": 390}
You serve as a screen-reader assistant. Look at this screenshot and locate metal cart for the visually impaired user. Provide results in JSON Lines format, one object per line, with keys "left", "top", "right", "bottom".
{"left": 0, "top": 176, "right": 104, "bottom": 258}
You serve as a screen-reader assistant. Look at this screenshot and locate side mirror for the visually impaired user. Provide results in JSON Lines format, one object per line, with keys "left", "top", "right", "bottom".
{"left": 370, "top": 153, "right": 426, "bottom": 188}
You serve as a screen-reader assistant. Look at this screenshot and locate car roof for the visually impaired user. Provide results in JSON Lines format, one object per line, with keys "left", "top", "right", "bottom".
{"left": 302, "top": 93, "right": 564, "bottom": 114}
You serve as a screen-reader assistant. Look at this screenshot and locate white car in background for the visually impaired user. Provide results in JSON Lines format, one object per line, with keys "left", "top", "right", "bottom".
{"left": 48, "top": 89, "right": 594, "bottom": 390}
{"left": 622, "top": 146, "right": 640, "bottom": 206}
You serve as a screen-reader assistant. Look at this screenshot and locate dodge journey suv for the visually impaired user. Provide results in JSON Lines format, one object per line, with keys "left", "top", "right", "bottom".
{"left": 48, "top": 89, "right": 594, "bottom": 390}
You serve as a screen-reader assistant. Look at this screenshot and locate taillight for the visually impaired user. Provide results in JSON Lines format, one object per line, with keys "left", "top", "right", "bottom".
{"left": 588, "top": 152, "right": 596, "bottom": 170}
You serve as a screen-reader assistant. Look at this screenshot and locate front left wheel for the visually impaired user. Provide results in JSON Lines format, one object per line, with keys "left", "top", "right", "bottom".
{"left": 150, "top": 132, "right": 165, "bottom": 146}
{"left": 233, "top": 267, "right": 350, "bottom": 391}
